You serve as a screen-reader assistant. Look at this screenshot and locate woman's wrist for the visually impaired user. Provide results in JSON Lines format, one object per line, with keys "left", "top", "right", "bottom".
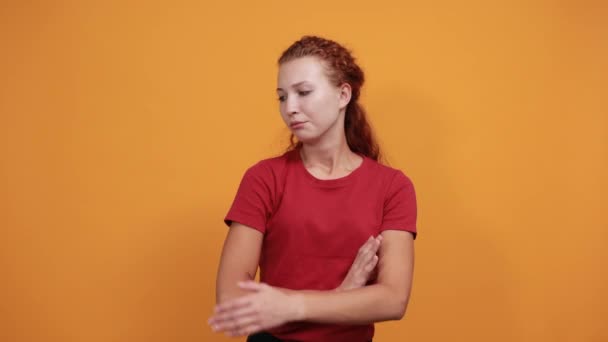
{"left": 289, "top": 293, "right": 307, "bottom": 321}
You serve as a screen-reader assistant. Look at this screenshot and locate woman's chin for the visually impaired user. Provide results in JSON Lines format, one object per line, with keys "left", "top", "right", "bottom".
{"left": 292, "top": 131, "right": 308, "bottom": 139}
{"left": 293, "top": 134, "right": 321, "bottom": 145}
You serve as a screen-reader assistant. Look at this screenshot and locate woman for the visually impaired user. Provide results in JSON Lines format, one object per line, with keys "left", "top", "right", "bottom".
{"left": 208, "top": 35, "right": 417, "bottom": 342}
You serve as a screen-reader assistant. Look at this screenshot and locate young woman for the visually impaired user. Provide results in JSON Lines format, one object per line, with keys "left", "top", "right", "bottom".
{"left": 208, "top": 35, "right": 418, "bottom": 342}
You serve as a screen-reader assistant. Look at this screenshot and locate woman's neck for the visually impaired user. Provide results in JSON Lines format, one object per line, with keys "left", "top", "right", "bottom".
{"left": 299, "top": 138, "right": 361, "bottom": 176}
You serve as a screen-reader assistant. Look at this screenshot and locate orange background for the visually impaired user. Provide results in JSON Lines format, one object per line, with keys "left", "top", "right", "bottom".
{"left": 1, "top": 1, "right": 606, "bottom": 341}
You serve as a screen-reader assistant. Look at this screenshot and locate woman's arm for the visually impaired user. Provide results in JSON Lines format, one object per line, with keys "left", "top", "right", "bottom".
{"left": 280, "top": 230, "right": 414, "bottom": 324}
{"left": 294, "top": 229, "right": 414, "bottom": 323}
{"left": 210, "top": 230, "right": 414, "bottom": 335}
{"left": 216, "top": 222, "right": 383, "bottom": 302}
{"left": 215, "top": 222, "right": 263, "bottom": 304}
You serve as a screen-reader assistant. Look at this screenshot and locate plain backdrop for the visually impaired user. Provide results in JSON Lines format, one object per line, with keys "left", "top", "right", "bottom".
{"left": 1, "top": 1, "right": 606, "bottom": 341}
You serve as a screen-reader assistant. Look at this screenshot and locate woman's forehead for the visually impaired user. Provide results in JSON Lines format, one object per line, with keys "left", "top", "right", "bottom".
{"left": 277, "top": 57, "right": 328, "bottom": 88}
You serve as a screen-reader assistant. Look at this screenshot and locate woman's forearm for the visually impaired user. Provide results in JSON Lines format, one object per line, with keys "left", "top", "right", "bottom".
{"left": 285, "top": 283, "right": 408, "bottom": 325}
{"left": 216, "top": 272, "right": 255, "bottom": 304}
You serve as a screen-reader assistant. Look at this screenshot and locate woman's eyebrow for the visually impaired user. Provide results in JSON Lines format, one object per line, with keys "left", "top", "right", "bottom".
{"left": 276, "top": 81, "right": 310, "bottom": 91}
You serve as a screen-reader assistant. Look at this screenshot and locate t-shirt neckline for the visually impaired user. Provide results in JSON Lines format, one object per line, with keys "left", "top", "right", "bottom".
{"left": 292, "top": 149, "right": 369, "bottom": 188}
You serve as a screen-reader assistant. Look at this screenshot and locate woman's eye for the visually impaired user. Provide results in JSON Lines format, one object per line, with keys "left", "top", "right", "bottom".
{"left": 277, "top": 91, "right": 310, "bottom": 102}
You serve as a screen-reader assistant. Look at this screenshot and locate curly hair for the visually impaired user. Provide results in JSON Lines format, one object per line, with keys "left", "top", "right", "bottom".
{"left": 278, "top": 35, "right": 381, "bottom": 161}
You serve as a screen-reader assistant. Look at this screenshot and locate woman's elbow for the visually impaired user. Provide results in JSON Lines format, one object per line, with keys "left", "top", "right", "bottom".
{"left": 378, "top": 284, "right": 410, "bottom": 320}
{"left": 389, "top": 296, "right": 409, "bottom": 321}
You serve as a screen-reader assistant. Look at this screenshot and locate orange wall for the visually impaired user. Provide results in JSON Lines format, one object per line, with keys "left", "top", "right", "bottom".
{"left": 1, "top": 1, "right": 606, "bottom": 341}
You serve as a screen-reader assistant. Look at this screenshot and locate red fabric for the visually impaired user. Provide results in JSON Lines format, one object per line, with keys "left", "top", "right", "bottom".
{"left": 224, "top": 149, "right": 417, "bottom": 342}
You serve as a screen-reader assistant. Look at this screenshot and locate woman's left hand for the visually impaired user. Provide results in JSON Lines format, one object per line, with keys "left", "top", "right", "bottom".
{"left": 208, "top": 281, "right": 303, "bottom": 337}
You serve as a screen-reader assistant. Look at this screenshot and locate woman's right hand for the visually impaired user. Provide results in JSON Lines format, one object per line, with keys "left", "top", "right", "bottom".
{"left": 336, "top": 235, "right": 383, "bottom": 291}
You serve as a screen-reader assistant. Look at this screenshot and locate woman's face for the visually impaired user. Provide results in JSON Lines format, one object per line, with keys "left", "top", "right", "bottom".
{"left": 277, "top": 56, "right": 351, "bottom": 144}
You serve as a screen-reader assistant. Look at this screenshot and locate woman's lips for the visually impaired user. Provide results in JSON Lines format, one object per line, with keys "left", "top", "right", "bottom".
{"left": 290, "top": 121, "right": 306, "bottom": 129}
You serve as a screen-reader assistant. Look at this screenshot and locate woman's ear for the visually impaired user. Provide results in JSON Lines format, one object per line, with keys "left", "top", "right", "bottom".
{"left": 338, "top": 83, "right": 352, "bottom": 110}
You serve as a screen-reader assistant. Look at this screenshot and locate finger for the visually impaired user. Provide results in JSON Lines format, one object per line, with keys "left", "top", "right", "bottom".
{"left": 365, "top": 237, "right": 380, "bottom": 256}
{"left": 356, "top": 250, "right": 376, "bottom": 274}
{"left": 212, "top": 311, "right": 256, "bottom": 333}
{"left": 209, "top": 305, "right": 257, "bottom": 327}
{"left": 374, "top": 235, "right": 382, "bottom": 246}
{"left": 371, "top": 238, "right": 381, "bottom": 253}
{"left": 368, "top": 235, "right": 382, "bottom": 252}
{"left": 215, "top": 311, "right": 259, "bottom": 335}
{"left": 364, "top": 239, "right": 380, "bottom": 258}
{"left": 364, "top": 255, "right": 379, "bottom": 272}
{"left": 357, "top": 237, "right": 373, "bottom": 256}
{"left": 355, "top": 244, "right": 378, "bottom": 270}
{"left": 355, "top": 236, "right": 375, "bottom": 263}
{"left": 229, "top": 321, "right": 263, "bottom": 337}
{"left": 353, "top": 254, "right": 374, "bottom": 276}
{"left": 229, "top": 314, "right": 259, "bottom": 334}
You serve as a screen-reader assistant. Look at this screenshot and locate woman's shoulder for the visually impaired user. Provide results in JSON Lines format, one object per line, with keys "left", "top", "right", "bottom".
{"left": 364, "top": 158, "right": 416, "bottom": 198}
{"left": 365, "top": 156, "right": 412, "bottom": 181}
{"left": 251, "top": 150, "right": 293, "bottom": 168}
{"left": 243, "top": 150, "right": 295, "bottom": 179}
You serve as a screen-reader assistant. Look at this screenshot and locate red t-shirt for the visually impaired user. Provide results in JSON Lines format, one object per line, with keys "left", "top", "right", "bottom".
{"left": 224, "top": 149, "right": 417, "bottom": 342}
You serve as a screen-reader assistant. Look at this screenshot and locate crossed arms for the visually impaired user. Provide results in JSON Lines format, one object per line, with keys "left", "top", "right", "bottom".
{"left": 210, "top": 222, "right": 414, "bottom": 337}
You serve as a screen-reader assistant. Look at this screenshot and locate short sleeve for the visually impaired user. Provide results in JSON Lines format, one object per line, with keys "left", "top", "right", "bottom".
{"left": 379, "top": 170, "right": 418, "bottom": 239}
{"left": 224, "top": 162, "right": 274, "bottom": 234}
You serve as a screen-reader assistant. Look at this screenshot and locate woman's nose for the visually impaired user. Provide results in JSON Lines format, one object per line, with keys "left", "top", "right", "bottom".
{"left": 285, "top": 97, "right": 299, "bottom": 115}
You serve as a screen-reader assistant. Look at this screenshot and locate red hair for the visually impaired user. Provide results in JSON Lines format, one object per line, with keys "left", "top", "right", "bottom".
{"left": 278, "top": 35, "right": 382, "bottom": 162}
